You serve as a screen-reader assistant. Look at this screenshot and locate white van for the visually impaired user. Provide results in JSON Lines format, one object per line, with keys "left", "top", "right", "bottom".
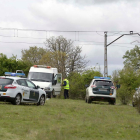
{"left": 27, "top": 65, "right": 62, "bottom": 98}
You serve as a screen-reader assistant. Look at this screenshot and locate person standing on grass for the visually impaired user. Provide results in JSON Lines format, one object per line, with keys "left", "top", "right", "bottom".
{"left": 62, "top": 77, "right": 69, "bottom": 99}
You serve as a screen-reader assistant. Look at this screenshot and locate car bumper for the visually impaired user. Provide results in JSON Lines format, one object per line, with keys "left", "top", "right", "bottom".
{"left": 89, "top": 96, "right": 116, "bottom": 102}
{"left": 0, "top": 96, "right": 15, "bottom": 102}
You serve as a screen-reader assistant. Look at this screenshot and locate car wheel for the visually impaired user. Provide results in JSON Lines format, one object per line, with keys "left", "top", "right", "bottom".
{"left": 13, "top": 94, "right": 21, "bottom": 105}
{"left": 87, "top": 97, "right": 92, "bottom": 104}
{"left": 109, "top": 100, "right": 116, "bottom": 105}
{"left": 37, "top": 95, "right": 45, "bottom": 106}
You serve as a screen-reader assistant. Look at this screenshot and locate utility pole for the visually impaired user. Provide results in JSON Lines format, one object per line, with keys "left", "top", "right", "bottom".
{"left": 104, "top": 32, "right": 107, "bottom": 77}
{"left": 104, "top": 31, "right": 140, "bottom": 77}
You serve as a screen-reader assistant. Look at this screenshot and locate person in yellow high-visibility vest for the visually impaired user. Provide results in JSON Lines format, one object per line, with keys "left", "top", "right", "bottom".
{"left": 62, "top": 77, "right": 69, "bottom": 99}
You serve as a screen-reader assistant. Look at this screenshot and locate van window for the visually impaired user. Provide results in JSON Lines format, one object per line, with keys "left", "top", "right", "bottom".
{"left": 28, "top": 72, "right": 53, "bottom": 82}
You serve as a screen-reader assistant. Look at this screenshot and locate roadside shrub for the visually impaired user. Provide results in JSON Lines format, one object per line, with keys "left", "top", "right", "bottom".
{"left": 68, "top": 69, "right": 102, "bottom": 100}
{"left": 117, "top": 85, "right": 133, "bottom": 105}
{"left": 135, "top": 97, "right": 140, "bottom": 113}
{"left": 69, "top": 72, "right": 85, "bottom": 99}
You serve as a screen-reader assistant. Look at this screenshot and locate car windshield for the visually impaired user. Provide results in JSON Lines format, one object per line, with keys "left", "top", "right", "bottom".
{"left": 28, "top": 72, "right": 53, "bottom": 82}
{"left": 94, "top": 80, "right": 113, "bottom": 86}
{"left": 0, "top": 78, "right": 13, "bottom": 84}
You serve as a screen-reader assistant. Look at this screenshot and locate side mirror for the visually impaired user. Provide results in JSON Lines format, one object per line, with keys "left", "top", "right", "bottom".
{"left": 85, "top": 84, "right": 89, "bottom": 88}
{"left": 36, "top": 85, "right": 40, "bottom": 89}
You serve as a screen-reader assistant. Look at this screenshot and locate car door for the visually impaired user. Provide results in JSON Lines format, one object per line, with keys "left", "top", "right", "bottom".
{"left": 26, "top": 80, "right": 40, "bottom": 102}
{"left": 17, "top": 79, "right": 30, "bottom": 101}
{"left": 53, "top": 73, "right": 62, "bottom": 95}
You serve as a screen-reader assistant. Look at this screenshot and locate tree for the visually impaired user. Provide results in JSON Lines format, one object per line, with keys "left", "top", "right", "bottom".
{"left": 58, "top": 68, "right": 102, "bottom": 100}
{"left": 111, "top": 70, "right": 120, "bottom": 87}
{"left": 123, "top": 45, "right": 140, "bottom": 70}
{"left": 21, "top": 46, "right": 47, "bottom": 65}
{"left": 0, "top": 53, "right": 9, "bottom": 75}
{"left": 43, "top": 36, "right": 88, "bottom": 77}
{"left": 0, "top": 54, "right": 30, "bottom": 76}
{"left": 117, "top": 67, "right": 140, "bottom": 104}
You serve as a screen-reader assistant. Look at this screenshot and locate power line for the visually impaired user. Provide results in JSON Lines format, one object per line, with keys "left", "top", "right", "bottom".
{"left": 0, "top": 41, "right": 44, "bottom": 44}
{"left": 0, "top": 34, "right": 138, "bottom": 45}
{"left": 0, "top": 27, "right": 138, "bottom": 33}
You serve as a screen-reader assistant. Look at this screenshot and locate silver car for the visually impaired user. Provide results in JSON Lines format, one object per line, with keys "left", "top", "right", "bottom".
{"left": 0, "top": 76, "right": 46, "bottom": 105}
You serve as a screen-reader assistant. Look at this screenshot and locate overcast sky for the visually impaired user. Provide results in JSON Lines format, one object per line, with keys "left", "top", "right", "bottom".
{"left": 0, "top": 0, "right": 140, "bottom": 76}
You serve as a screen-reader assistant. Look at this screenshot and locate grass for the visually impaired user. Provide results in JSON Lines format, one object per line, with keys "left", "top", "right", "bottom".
{"left": 0, "top": 98, "right": 140, "bottom": 140}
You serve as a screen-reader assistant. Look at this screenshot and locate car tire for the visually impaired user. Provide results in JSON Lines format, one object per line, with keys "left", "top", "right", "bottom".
{"left": 12, "top": 94, "right": 21, "bottom": 105}
{"left": 37, "top": 95, "right": 45, "bottom": 106}
{"left": 109, "top": 99, "right": 116, "bottom": 105}
{"left": 87, "top": 97, "right": 92, "bottom": 104}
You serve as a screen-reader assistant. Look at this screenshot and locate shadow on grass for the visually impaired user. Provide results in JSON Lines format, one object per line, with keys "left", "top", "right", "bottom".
{"left": 90, "top": 101, "right": 110, "bottom": 105}
{"left": 0, "top": 101, "right": 38, "bottom": 106}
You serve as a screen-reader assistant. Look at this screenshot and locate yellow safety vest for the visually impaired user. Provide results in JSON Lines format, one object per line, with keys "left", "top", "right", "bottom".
{"left": 63, "top": 79, "right": 69, "bottom": 90}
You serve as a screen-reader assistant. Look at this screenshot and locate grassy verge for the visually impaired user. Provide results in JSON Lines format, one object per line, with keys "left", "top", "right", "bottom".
{"left": 0, "top": 99, "right": 140, "bottom": 140}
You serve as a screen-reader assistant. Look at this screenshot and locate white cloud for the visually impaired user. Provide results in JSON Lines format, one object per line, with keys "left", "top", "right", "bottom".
{"left": 0, "top": 0, "right": 140, "bottom": 75}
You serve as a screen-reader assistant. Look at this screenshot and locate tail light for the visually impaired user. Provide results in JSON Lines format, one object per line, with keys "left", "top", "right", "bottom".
{"left": 4, "top": 85, "right": 17, "bottom": 89}
{"left": 110, "top": 86, "right": 115, "bottom": 89}
{"left": 91, "top": 85, "right": 97, "bottom": 88}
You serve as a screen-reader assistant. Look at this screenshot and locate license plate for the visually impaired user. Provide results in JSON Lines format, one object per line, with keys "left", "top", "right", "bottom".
{"left": 99, "top": 89, "right": 107, "bottom": 91}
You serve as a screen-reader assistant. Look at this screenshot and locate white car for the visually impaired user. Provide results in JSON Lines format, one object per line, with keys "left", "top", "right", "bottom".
{"left": 0, "top": 76, "right": 46, "bottom": 105}
{"left": 85, "top": 76, "right": 117, "bottom": 105}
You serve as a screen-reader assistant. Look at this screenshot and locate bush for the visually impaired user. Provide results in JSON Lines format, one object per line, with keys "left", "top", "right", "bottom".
{"left": 68, "top": 72, "right": 85, "bottom": 99}
{"left": 135, "top": 97, "right": 140, "bottom": 113}
{"left": 117, "top": 85, "right": 133, "bottom": 105}
{"left": 67, "top": 69, "right": 102, "bottom": 100}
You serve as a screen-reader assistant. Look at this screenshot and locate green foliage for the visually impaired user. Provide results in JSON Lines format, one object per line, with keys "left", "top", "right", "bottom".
{"left": 0, "top": 53, "right": 31, "bottom": 76}
{"left": 111, "top": 70, "right": 120, "bottom": 86}
{"left": 68, "top": 72, "right": 85, "bottom": 99}
{"left": 135, "top": 97, "right": 140, "bottom": 113}
{"left": 117, "top": 67, "right": 138, "bottom": 104}
{"left": 66, "top": 69, "right": 102, "bottom": 100}
{"left": 117, "top": 85, "right": 132, "bottom": 105}
{"left": 123, "top": 45, "right": 140, "bottom": 70}
{"left": 82, "top": 68, "right": 102, "bottom": 84}
{"left": 21, "top": 46, "right": 47, "bottom": 65}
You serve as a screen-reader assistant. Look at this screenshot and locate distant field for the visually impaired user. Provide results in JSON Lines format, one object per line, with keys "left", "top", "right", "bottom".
{"left": 0, "top": 98, "right": 140, "bottom": 140}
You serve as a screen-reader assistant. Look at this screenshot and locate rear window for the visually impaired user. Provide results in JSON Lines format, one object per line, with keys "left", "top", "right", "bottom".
{"left": 0, "top": 78, "right": 13, "bottom": 85}
{"left": 94, "top": 80, "right": 113, "bottom": 86}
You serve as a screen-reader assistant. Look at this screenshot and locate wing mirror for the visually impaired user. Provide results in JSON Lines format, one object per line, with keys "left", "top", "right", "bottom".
{"left": 85, "top": 84, "right": 89, "bottom": 88}
{"left": 36, "top": 85, "right": 40, "bottom": 89}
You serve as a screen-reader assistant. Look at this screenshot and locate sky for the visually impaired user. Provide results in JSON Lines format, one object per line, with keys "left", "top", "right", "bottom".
{"left": 0, "top": 0, "right": 140, "bottom": 76}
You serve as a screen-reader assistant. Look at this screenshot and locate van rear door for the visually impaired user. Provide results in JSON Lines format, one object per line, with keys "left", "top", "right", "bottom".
{"left": 53, "top": 73, "right": 62, "bottom": 95}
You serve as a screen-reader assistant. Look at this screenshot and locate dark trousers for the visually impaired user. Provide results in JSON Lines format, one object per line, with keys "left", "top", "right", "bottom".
{"left": 64, "top": 89, "right": 69, "bottom": 99}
